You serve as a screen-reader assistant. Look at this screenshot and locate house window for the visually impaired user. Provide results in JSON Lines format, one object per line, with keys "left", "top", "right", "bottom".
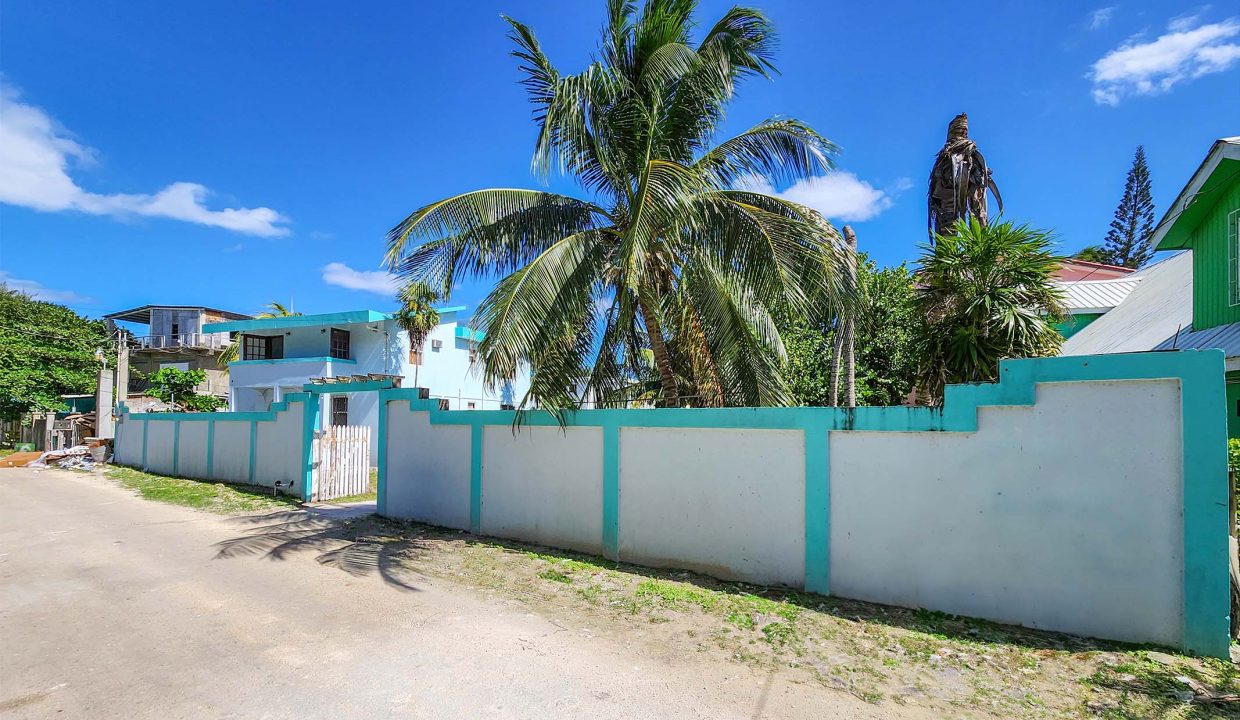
{"left": 331, "top": 396, "right": 349, "bottom": 426}
{"left": 1229, "top": 208, "right": 1239, "bottom": 306}
{"left": 242, "top": 335, "right": 283, "bottom": 361}
{"left": 330, "top": 328, "right": 351, "bottom": 360}
{"left": 170, "top": 322, "right": 180, "bottom": 341}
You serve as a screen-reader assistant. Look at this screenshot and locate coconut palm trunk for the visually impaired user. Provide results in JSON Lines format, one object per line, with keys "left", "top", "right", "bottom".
{"left": 927, "top": 114, "right": 1003, "bottom": 240}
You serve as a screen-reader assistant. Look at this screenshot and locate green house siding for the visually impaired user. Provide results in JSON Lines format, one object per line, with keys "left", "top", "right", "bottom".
{"left": 1228, "top": 371, "right": 1240, "bottom": 440}
{"left": 1054, "top": 312, "right": 1104, "bottom": 339}
{"left": 1189, "top": 179, "right": 1240, "bottom": 331}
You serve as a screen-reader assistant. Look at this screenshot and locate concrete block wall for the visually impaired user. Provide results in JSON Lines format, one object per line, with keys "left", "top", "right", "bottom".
{"left": 378, "top": 351, "right": 1232, "bottom": 658}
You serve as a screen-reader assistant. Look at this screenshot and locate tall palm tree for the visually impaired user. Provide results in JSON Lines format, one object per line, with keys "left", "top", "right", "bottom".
{"left": 927, "top": 113, "right": 1002, "bottom": 240}
{"left": 393, "top": 282, "right": 441, "bottom": 388}
{"left": 386, "top": 0, "right": 851, "bottom": 412}
{"left": 913, "top": 218, "right": 1066, "bottom": 403}
{"left": 217, "top": 302, "right": 301, "bottom": 368}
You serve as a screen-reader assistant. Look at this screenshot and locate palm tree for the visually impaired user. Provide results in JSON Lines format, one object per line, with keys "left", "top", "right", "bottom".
{"left": 927, "top": 113, "right": 1002, "bottom": 240}
{"left": 386, "top": 0, "right": 851, "bottom": 412}
{"left": 913, "top": 218, "right": 1066, "bottom": 403}
{"left": 393, "top": 282, "right": 441, "bottom": 388}
{"left": 217, "top": 302, "right": 301, "bottom": 368}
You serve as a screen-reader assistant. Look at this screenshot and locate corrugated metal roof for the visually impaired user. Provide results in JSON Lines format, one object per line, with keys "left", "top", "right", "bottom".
{"left": 1060, "top": 252, "right": 1194, "bottom": 356}
{"left": 1154, "top": 319, "right": 1240, "bottom": 355}
{"left": 1055, "top": 276, "right": 1142, "bottom": 312}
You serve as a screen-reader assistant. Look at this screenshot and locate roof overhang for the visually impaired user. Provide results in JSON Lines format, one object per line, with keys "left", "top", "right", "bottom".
{"left": 104, "top": 305, "right": 252, "bottom": 324}
{"left": 204, "top": 310, "right": 393, "bottom": 333}
{"left": 1153, "top": 137, "right": 1240, "bottom": 251}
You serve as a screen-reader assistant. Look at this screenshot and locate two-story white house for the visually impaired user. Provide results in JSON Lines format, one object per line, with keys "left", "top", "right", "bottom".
{"left": 202, "top": 306, "right": 528, "bottom": 464}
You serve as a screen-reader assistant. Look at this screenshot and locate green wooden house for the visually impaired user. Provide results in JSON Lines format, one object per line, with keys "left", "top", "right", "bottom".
{"left": 1150, "top": 136, "right": 1240, "bottom": 437}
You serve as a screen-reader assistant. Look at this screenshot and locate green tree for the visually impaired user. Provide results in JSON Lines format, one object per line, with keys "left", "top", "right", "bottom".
{"left": 0, "top": 286, "right": 108, "bottom": 419}
{"left": 779, "top": 255, "right": 920, "bottom": 407}
{"left": 1072, "top": 245, "right": 1111, "bottom": 263}
{"left": 1101, "top": 145, "right": 1155, "bottom": 268}
{"left": 146, "top": 368, "right": 226, "bottom": 411}
{"left": 385, "top": 0, "right": 852, "bottom": 412}
{"left": 914, "top": 218, "right": 1066, "bottom": 403}
{"left": 393, "top": 282, "right": 441, "bottom": 388}
{"left": 218, "top": 301, "right": 301, "bottom": 367}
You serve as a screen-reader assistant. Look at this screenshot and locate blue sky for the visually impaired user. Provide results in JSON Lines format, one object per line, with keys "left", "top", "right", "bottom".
{"left": 1, "top": 1, "right": 1237, "bottom": 319}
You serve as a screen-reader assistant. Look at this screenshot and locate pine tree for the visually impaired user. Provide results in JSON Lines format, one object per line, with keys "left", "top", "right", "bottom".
{"left": 1102, "top": 146, "right": 1156, "bottom": 268}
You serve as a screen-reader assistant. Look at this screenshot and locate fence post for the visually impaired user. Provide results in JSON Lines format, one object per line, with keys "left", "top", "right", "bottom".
{"left": 301, "top": 396, "right": 320, "bottom": 502}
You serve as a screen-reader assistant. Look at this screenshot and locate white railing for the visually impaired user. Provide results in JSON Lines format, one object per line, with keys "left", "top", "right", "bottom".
{"left": 312, "top": 425, "right": 371, "bottom": 501}
{"left": 130, "top": 333, "right": 229, "bottom": 351}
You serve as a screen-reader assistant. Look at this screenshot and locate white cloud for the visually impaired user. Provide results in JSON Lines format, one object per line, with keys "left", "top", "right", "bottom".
{"left": 322, "top": 262, "right": 398, "bottom": 295}
{"left": 1090, "top": 6, "right": 1117, "bottom": 30}
{"left": 1090, "top": 15, "right": 1240, "bottom": 105}
{"left": 733, "top": 172, "right": 909, "bottom": 223}
{"left": 0, "top": 84, "right": 290, "bottom": 236}
{"left": 0, "top": 271, "right": 94, "bottom": 304}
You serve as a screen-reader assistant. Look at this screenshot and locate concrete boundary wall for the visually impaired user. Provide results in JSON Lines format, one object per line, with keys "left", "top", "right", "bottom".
{"left": 113, "top": 379, "right": 396, "bottom": 502}
{"left": 378, "top": 351, "right": 1232, "bottom": 658}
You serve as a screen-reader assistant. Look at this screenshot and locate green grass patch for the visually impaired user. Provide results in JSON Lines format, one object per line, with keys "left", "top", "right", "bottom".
{"left": 1082, "top": 653, "right": 1240, "bottom": 719}
{"left": 107, "top": 466, "right": 300, "bottom": 514}
{"left": 538, "top": 568, "right": 573, "bottom": 584}
{"left": 330, "top": 468, "right": 378, "bottom": 504}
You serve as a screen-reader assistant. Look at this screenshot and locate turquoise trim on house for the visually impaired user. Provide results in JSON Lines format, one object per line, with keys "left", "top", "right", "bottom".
{"left": 205, "top": 419, "right": 215, "bottom": 478}
{"left": 455, "top": 326, "right": 485, "bottom": 342}
{"left": 171, "top": 420, "right": 181, "bottom": 476}
{"left": 248, "top": 421, "right": 258, "bottom": 484}
{"left": 470, "top": 424, "right": 483, "bottom": 534}
{"left": 376, "top": 350, "right": 1230, "bottom": 658}
{"left": 601, "top": 423, "right": 620, "bottom": 560}
{"left": 203, "top": 310, "right": 393, "bottom": 333}
{"left": 203, "top": 305, "right": 469, "bottom": 333}
{"left": 229, "top": 356, "right": 357, "bottom": 367}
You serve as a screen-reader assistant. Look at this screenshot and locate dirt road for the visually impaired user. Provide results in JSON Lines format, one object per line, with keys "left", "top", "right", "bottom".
{"left": 0, "top": 468, "right": 928, "bottom": 719}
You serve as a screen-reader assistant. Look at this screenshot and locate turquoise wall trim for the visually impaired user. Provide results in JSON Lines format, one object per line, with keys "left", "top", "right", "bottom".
{"left": 377, "top": 394, "right": 388, "bottom": 515}
{"left": 300, "top": 394, "right": 320, "bottom": 502}
{"left": 377, "top": 350, "right": 1231, "bottom": 658}
{"left": 248, "top": 421, "right": 257, "bottom": 484}
{"left": 203, "top": 309, "right": 393, "bottom": 333}
{"left": 205, "top": 419, "right": 215, "bottom": 478}
{"left": 229, "top": 356, "right": 357, "bottom": 367}
{"left": 171, "top": 420, "right": 181, "bottom": 476}
{"left": 470, "top": 424, "right": 483, "bottom": 534}
{"left": 602, "top": 424, "right": 620, "bottom": 560}
{"left": 802, "top": 419, "right": 831, "bottom": 594}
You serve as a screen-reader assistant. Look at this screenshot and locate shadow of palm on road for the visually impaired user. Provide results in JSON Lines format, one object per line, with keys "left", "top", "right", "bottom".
{"left": 213, "top": 511, "right": 426, "bottom": 592}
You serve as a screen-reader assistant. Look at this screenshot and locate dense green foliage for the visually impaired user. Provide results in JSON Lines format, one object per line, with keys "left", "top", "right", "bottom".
{"left": 146, "top": 368, "right": 226, "bottom": 411}
{"left": 913, "top": 218, "right": 1066, "bottom": 402}
{"left": 386, "top": 0, "right": 852, "bottom": 412}
{"left": 1071, "top": 245, "right": 1111, "bottom": 263}
{"left": 0, "top": 287, "right": 108, "bottom": 419}
{"left": 1100, "top": 145, "right": 1155, "bottom": 268}
{"left": 780, "top": 255, "right": 919, "bottom": 406}
{"left": 1229, "top": 438, "right": 1240, "bottom": 471}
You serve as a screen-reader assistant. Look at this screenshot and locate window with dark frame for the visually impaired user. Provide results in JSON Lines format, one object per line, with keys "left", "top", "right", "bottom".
{"left": 331, "top": 396, "right": 349, "bottom": 426}
{"left": 241, "top": 335, "right": 283, "bottom": 361}
{"left": 330, "top": 328, "right": 351, "bottom": 360}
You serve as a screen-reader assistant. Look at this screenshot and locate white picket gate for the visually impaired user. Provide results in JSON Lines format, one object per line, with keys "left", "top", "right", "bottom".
{"left": 311, "top": 425, "right": 371, "bottom": 501}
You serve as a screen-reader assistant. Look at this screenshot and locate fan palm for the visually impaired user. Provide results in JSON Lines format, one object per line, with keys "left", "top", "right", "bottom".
{"left": 913, "top": 218, "right": 1066, "bottom": 403}
{"left": 386, "top": 0, "right": 852, "bottom": 412}
{"left": 393, "top": 282, "right": 441, "bottom": 388}
{"left": 217, "top": 302, "right": 301, "bottom": 368}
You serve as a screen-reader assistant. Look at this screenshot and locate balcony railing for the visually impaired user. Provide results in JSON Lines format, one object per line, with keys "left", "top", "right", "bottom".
{"left": 129, "top": 333, "right": 229, "bottom": 352}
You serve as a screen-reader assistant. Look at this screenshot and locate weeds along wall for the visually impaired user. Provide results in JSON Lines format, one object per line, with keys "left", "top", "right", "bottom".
{"left": 377, "top": 351, "right": 1232, "bottom": 658}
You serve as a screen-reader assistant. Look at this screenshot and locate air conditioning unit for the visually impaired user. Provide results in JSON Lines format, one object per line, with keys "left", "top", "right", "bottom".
{"left": 430, "top": 339, "right": 443, "bottom": 350}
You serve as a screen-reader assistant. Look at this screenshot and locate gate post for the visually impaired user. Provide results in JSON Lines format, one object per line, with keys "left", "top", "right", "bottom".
{"left": 301, "top": 395, "right": 321, "bottom": 502}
